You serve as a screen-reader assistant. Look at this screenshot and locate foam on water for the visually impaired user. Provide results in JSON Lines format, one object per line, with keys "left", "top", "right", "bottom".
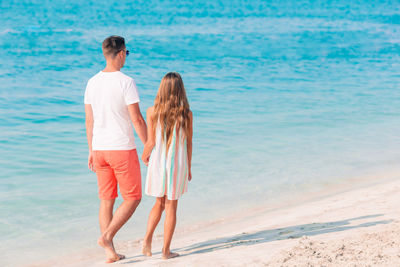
{"left": 1, "top": 0, "right": 400, "bottom": 265}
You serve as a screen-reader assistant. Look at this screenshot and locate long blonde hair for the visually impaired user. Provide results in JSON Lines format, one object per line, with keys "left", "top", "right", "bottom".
{"left": 152, "top": 72, "right": 190, "bottom": 149}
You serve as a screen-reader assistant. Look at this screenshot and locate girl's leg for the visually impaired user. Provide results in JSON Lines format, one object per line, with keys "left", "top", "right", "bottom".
{"left": 162, "top": 199, "right": 179, "bottom": 259}
{"left": 143, "top": 196, "right": 166, "bottom": 256}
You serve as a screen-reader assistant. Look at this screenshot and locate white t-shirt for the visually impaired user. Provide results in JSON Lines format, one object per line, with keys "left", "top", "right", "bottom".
{"left": 84, "top": 71, "right": 140, "bottom": 150}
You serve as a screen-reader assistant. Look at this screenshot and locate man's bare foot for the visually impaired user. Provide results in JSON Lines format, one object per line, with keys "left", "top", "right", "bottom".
{"left": 111, "top": 242, "right": 125, "bottom": 261}
{"left": 98, "top": 236, "right": 120, "bottom": 263}
{"left": 104, "top": 254, "right": 125, "bottom": 263}
{"left": 162, "top": 251, "right": 179, "bottom": 259}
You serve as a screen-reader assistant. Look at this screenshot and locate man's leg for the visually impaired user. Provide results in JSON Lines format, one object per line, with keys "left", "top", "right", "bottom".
{"left": 97, "top": 150, "right": 142, "bottom": 263}
{"left": 98, "top": 199, "right": 140, "bottom": 262}
{"left": 99, "top": 199, "right": 115, "bottom": 233}
{"left": 93, "top": 150, "right": 121, "bottom": 263}
{"left": 100, "top": 199, "right": 140, "bottom": 239}
{"left": 99, "top": 199, "right": 126, "bottom": 260}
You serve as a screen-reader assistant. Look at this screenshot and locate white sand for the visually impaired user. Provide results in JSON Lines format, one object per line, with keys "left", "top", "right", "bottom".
{"left": 40, "top": 175, "right": 400, "bottom": 267}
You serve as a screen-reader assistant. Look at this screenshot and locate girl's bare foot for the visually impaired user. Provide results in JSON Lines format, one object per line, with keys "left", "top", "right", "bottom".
{"left": 142, "top": 242, "right": 152, "bottom": 257}
{"left": 97, "top": 236, "right": 120, "bottom": 263}
{"left": 142, "top": 237, "right": 152, "bottom": 256}
{"left": 162, "top": 251, "right": 179, "bottom": 259}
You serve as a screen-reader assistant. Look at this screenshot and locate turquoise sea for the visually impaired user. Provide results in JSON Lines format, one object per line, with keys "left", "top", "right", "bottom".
{"left": 1, "top": 1, "right": 400, "bottom": 265}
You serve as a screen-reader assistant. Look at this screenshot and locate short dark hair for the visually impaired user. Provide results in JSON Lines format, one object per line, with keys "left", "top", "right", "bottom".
{"left": 102, "top": 35, "right": 125, "bottom": 58}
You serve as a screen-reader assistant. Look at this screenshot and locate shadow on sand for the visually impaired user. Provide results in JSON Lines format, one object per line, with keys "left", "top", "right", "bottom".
{"left": 122, "top": 214, "right": 392, "bottom": 263}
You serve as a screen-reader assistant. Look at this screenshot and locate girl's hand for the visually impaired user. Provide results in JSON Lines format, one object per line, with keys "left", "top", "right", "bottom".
{"left": 88, "top": 151, "right": 95, "bottom": 172}
{"left": 188, "top": 169, "right": 192, "bottom": 181}
{"left": 142, "top": 153, "right": 150, "bottom": 166}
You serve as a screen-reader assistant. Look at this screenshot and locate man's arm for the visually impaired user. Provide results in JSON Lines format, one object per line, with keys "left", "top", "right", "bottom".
{"left": 85, "top": 104, "right": 94, "bottom": 171}
{"left": 142, "top": 107, "right": 155, "bottom": 165}
{"left": 127, "top": 103, "right": 147, "bottom": 145}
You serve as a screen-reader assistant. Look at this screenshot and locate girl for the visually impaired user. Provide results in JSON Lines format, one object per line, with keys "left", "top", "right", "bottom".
{"left": 141, "top": 72, "right": 193, "bottom": 259}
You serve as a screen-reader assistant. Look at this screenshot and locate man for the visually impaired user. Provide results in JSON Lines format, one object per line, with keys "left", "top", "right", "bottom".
{"left": 84, "top": 35, "right": 147, "bottom": 263}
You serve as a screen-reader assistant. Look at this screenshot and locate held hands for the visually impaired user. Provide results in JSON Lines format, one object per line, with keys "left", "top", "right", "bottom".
{"left": 141, "top": 153, "right": 150, "bottom": 166}
{"left": 140, "top": 149, "right": 192, "bottom": 181}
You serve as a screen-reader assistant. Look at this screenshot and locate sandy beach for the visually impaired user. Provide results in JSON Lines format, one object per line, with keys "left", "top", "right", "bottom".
{"left": 37, "top": 173, "right": 400, "bottom": 267}
{"left": 4, "top": 1, "right": 400, "bottom": 267}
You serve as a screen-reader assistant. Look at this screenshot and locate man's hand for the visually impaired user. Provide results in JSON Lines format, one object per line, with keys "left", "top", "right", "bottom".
{"left": 142, "top": 153, "right": 149, "bottom": 166}
{"left": 188, "top": 169, "right": 192, "bottom": 181}
{"left": 88, "top": 151, "right": 95, "bottom": 172}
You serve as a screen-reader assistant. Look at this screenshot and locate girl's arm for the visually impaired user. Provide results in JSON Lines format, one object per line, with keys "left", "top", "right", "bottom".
{"left": 142, "top": 107, "right": 155, "bottom": 165}
{"left": 187, "top": 111, "right": 193, "bottom": 180}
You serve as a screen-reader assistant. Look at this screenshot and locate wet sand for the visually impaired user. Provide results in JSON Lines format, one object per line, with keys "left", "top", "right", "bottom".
{"left": 39, "top": 174, "right": 400, "bottom": 267}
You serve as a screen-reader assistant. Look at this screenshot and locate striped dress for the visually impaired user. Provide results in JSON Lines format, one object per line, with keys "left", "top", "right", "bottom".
{"left": 145, "top": 122, "right": 189, "bottom": 200}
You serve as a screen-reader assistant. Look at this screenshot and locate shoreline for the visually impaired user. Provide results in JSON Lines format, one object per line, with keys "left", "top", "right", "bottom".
{"left": 35, "top": 169, "right": 400, "bottom": 266}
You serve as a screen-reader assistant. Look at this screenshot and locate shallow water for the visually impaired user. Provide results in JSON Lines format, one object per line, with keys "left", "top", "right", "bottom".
{"left": 1, "top": 0, "right": 400, "bottom": 265}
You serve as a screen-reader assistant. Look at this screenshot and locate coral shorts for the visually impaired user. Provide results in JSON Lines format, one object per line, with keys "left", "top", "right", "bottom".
{"left": 93, "top": 149, "right": 142, "bottom": 200}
